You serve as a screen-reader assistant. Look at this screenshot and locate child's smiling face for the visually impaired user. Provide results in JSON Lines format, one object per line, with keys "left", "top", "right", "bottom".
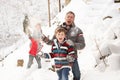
{"left": 56, "top": 32, "right": 66, "bottom": 43}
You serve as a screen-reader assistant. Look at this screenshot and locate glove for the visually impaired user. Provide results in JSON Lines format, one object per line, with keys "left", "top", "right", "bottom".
{"left": 39, "top": 53, "right": 49, "bottom": 59}
{"left": 44, "top": 53, "right": 50, "bottom": 59}
{"left": 42, "top": 35, "right": 49, "bottom": 43}
{"left": 66, "top": 39, "right": 74, "bottom": 46}
{"left": 66, "top": 55, "right": 75, "bottom": 62}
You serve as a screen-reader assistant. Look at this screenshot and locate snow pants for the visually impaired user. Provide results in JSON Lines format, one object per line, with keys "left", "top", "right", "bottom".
{"left": 27, "top": 54, "right": 41, "bottom": 68}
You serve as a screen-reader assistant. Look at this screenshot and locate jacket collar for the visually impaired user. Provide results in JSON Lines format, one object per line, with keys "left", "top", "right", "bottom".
{"left": 62, "top": 22, "right": 75, "bottom": 30}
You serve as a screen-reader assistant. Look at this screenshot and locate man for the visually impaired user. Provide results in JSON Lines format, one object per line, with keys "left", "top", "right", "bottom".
{"left": 43, "top": 11, "right": 85, "bottom": 80}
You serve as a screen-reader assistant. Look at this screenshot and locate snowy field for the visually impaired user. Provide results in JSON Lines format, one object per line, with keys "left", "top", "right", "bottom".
{"left": 0, "top": 0, "right": 120, "bottom": 80}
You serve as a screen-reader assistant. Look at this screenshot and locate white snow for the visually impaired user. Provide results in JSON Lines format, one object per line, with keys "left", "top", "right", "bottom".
{"left": 0, "top": 0, "right": 120, "bottom": 80}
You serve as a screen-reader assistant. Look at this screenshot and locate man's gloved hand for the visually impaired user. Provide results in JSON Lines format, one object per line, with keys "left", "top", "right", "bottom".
{"left": 42, "top": 34, "right": 49, "bottom": 43}
{"left": 66, "top": 55, "right": 75, "bottom": 62}
{"left": 66, "top": 39, "right": 74, "bottom": 46}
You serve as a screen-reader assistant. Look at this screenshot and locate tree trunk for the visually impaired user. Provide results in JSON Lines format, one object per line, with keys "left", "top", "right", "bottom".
{"left": 48, "top": 0, "right": 51, "bottom": 27}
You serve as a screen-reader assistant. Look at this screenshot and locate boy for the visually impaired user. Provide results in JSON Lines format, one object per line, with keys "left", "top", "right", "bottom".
{"left": 50, "top": 27, "right": 75, "bottom": 80}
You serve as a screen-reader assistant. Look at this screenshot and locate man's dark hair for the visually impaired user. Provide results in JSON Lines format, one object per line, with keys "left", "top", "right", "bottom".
{"left": 66, "top": 11, "right": 75, "bottom": 17}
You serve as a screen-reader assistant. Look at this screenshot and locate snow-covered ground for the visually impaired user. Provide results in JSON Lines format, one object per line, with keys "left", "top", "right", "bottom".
{"left": 0, "top": 0, "right": 120, "bottom": 80}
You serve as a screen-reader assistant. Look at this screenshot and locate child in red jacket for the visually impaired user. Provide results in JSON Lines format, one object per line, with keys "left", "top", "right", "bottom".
{"left": 27, "top": 36, "right": 42, "bottom": 69}
{"left": 27, "top": 23, "right": 43, "bottom": 69}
